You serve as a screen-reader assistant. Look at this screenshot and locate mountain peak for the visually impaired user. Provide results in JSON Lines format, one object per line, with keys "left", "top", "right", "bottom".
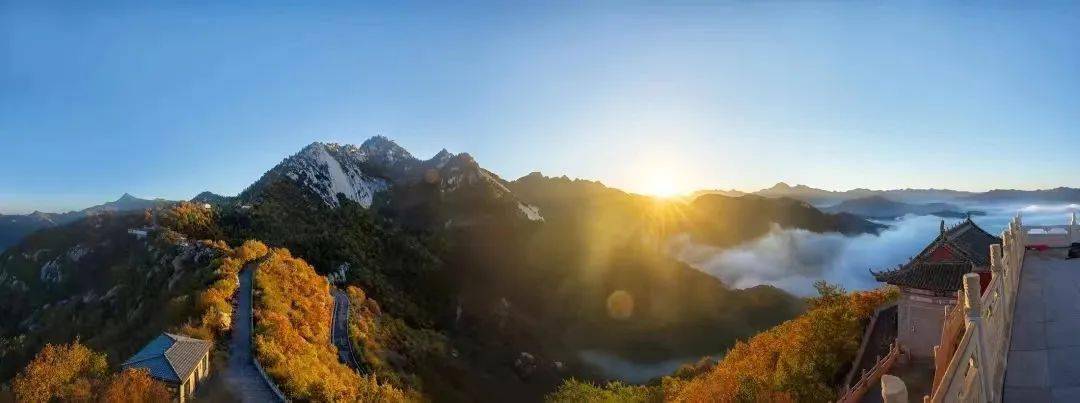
{"left": 298, "top": 141, "right": 329, "bottom": 155}
{"left": 117, "top": 193, "right": 137, "bottom": 202}
{"left": 360, "top": 135, "right": 396, "bottom": 149}
{"left": 360, "top": 136, "right": 415, "bottom": 162}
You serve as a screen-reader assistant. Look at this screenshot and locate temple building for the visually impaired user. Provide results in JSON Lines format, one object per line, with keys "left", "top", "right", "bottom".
{"left": 121, "top": 333, "right": 213, "bottom": 403}
{"left": 871, "top": 217, "right": 1001, "bottom": 359}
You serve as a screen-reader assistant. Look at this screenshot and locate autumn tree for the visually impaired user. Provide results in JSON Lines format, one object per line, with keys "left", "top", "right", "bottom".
{"left": 161, "top": 202, "right": 220, "bottom": 240}
{"left": 100, "top": 368, "right": 172, "bottom": 403}
{"left": 12, "top": 341, "right": 108, "bottom": 403}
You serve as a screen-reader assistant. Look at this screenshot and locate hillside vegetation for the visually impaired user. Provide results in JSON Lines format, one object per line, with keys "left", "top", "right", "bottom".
{"left": 547, "top": 284, "right": 898, "bottom": 402}
{"left": 345, "top": 285, "right": 453, "bottom": 396}
{"left": 10, "top": 341, "right": 171, "bottom": 403}
{"left": 252, "top": 248, "right": 407, "bottom": 402}
{"left": 0, "top": 213, "right": 237, "bottom": 380}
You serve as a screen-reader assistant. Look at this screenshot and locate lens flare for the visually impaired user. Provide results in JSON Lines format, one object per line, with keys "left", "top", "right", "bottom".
{"left": 606, "top": 290, "right": 635, "bottom": 320}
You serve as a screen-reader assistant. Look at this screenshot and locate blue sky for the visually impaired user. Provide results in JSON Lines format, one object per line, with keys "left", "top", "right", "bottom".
{"left": 2, "top": 1, "right": 1080, "bottom": 214}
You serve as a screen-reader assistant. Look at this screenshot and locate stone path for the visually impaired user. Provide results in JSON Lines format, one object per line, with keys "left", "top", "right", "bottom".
{"left": 331, "top": 287, "right": 362, "bottom": 371}
{"left": 1003, "top": 251, "right": 1080, "bottom": 402}
{"left": 222, "top": 263, "right": 282, "bottom": 402}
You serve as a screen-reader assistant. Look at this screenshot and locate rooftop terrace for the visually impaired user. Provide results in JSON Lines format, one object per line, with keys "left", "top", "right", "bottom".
{"left": 1002, "top": 248, "right": 1080, "bottom": 401}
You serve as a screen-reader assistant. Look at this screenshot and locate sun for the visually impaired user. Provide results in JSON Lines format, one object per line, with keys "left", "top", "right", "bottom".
{"left": 642, "top": 175, "right": 681, "bottom": 198}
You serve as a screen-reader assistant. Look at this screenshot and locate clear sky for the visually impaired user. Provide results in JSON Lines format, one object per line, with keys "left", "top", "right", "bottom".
{"left": 3, "top": 1, "right": 1080, "bottom": 214}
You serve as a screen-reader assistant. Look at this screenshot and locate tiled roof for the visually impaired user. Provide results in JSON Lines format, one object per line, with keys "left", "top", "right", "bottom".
{"left": 945, "top": 219, "right": 1001, "bottom": 267}
{"left": 872, "top": 262, "right": 974, "bottom": 292}
{"left": 122, "top": 333, "right": 212, "bottom": 383}
{"left": 915, "top": 218, "right": 1001, "bottom": 267}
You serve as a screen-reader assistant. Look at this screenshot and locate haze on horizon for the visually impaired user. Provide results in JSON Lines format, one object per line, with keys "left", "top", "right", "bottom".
{"left": 3, "top": 1, "right": 1080, "bottom": 214}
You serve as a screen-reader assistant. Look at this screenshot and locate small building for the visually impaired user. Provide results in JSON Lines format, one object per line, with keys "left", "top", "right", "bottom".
{"left": 871, "top": 217, "right": 1001, "bottom": 359}
{"left": 122, "top": 333, "right": 213, "bottom": 403}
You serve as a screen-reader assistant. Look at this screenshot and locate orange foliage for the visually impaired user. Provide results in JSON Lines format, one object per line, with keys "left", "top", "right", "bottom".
{"left": 180, "top": 240, "right": 268, "bottom": 339}
{"left": 160, "top": 202, "right": 219, "bottom": 240}
{"left": 100, "top": 368, "right": 172, "bottom": 403}
{"left": 664, "top": 285, "right": 898, "bottom": 402}
{"left": 11, "top": 341, "right": 108, "bottom": 403}
{"left": 252, "top": 248, "right": 406, "bottom": 402}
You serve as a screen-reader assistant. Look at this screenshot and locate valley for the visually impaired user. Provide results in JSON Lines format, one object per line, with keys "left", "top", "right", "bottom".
{"left": 3, "top": 137, "right": 1079, "bottom": 402}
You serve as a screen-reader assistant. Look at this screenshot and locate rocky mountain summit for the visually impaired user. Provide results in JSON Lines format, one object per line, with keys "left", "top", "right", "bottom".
{"left": 240, "top": 137, "right": 543, "bottom": 225}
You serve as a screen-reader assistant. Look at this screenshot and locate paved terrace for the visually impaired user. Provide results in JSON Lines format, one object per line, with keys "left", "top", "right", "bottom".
{"left": 1004, "top": 249, "right": 1080, "bottom": 402}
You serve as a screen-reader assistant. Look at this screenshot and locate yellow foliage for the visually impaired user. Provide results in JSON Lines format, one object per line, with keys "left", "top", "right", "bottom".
{"left": 253, "top": 249, "right": 407, "bottom": 402}
{"left": 100, "top": 368, "right": 172, "bottom": 403}
{"left": 160, "top": 202, "right": 218, "bottom": 240}
{"left": 664, "top": 286, "right": 898, "bottom": 402}
{"left": 11, "top": 341, "right": 108, "bottom": 403}
{"left": 180, "top": 240, "right": 266, "bottom": 340}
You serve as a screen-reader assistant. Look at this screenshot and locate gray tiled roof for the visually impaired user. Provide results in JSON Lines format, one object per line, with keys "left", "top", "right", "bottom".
{"left": 122, "top": 333, "right": 212, "bottom": 384}
{"left": 913, "top": 218, "right": 1001, "bottom": 267}
{"left": 872, "top": 262, "right": 974, "bottom": 292}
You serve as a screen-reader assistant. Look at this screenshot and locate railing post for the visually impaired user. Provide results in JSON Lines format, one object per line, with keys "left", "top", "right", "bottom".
{"left": 1069, "top": 213, "right": 1077, "bottom": 243}
{"left": 991, "top": 244, "right": 1006, "bottom": 315}
{"left": 881, "top": 375, "right": 908, "bottom": 403}
{"left": 964, "top": 273, "right": 993, "bottom": 402}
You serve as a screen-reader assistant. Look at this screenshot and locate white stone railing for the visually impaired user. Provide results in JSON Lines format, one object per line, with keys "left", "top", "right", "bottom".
{"left": 924, "top": 215, "right": 1026, "bottom": 403}
{"left": 1022, "top": 225, "right": 1077, "bottom": 248}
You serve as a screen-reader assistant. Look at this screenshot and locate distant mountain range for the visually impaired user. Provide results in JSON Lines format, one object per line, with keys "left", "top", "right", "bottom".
{"left": 0, "top": 194, "right": 172, "bottom": 251}
{"left": 699, "top": 182, "right": 1080, "bottom": 207}
{"left": 821, "top": 196, "right": 985, "bottom": 220}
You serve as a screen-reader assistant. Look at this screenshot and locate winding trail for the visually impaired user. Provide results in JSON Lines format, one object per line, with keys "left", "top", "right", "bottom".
{"left": 331, "top": 287, "right": 363, "bottom": 371}
{"left": 222, "top": 262, "right": 282, "bottom": 402}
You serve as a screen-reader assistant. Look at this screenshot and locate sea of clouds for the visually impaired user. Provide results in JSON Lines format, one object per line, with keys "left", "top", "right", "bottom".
{"left": 583, "top": 203, "right": 1078, "bottom": 381}
{"left": 669, "top": 203, "right": 1078, "bottom": 296}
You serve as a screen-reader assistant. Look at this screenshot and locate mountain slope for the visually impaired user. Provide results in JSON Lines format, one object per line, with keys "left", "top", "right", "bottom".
{"left": 687, "top": 194, "right": 886, "bottom": 247}
{"left": 504, "top": 174, "right": 809, "bottom": 360}
{"left": 0, "top": 213, "right": 226, "bottom": 381}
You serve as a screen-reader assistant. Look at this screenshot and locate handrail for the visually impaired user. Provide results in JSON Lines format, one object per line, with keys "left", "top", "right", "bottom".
{"left": 929, "top": 326, "right": 974, "bottom": 403}
{"left": 924, "top": 214, "right": 1028, "bottom": 403}
{"left": 838, "top": 342, "right": 901, "bottom": 403}
{"left": 933, "top": 300, "right": 965, "bottom": 391}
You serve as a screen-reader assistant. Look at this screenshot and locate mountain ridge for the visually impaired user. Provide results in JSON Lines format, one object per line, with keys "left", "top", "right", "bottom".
{"left": 0, "top": 194, "right": 173, "bottom": 251}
